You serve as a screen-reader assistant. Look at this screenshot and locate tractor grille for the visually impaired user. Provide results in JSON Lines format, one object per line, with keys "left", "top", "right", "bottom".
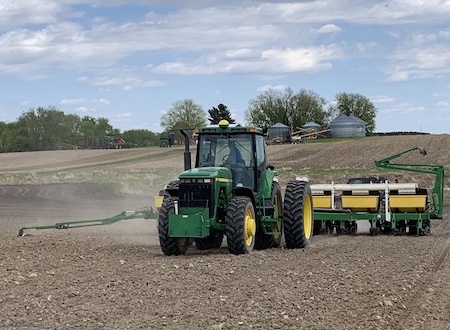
{"left": 179, "top": 183, "right": 214, "bottom": 217}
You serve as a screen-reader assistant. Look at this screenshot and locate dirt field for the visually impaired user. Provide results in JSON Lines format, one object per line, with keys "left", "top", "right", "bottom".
{"left": 1, "top": 136, "right": 449, "bottom": 330}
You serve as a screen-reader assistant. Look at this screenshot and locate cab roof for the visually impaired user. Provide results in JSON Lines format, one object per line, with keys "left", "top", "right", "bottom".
{"left": 197, "top": 119, "right": 264, "bottom": 135}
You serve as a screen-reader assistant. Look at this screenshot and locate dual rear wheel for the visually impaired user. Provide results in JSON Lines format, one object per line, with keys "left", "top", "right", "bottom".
{"left": 226, "top": 180, "right": 313, "bottom": 254}
{"left": 283, "top": 181, "right": 313, "bottom": 249}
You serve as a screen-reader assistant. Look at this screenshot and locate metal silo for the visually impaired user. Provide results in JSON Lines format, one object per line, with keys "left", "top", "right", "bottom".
{"left": 330, "top": 114, "right": 366, "bottom": 138}
{"left": 302, "top": 121, "right": 321, "bottom": 133}
{"left": 267, "top": 123, "right": 290, "bottom": 141}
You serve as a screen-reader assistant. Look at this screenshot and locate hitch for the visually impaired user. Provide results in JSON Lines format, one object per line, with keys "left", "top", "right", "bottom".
{"left": 18, "top": 207, "right": 159, "bottom": 236}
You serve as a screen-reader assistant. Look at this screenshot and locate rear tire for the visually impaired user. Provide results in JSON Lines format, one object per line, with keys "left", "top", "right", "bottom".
{"left": 283, "top": 181, "right": 313, "bottom": 249}
{"left": 226, "top": 196, "right": 256, "bottom": 255}
{"left": 158, "top": 196, "right": 189, "bottom": 256}
{"left": 255, "top": 182, "right": 283, "bottom": 250}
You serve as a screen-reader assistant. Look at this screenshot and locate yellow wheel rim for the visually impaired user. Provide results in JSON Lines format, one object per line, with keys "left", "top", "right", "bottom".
{"left": 303, "top": 194, "right": 313, "bottom": 240}
{"left": 177, "top": 238, "right": 187, "bottom": 246}
{"left": 244, "top": 208, "right": 256, "bottom": 247}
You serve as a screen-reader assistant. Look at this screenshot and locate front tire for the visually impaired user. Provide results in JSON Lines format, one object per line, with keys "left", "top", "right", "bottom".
{"left": 158, "top": 197, "right": 189, "bottom": 256}
{"left": 283, "top": 181, "right": 313, "bottom": 249}
{"left": 226, "top": 196, "right": 256, "bottom": 255}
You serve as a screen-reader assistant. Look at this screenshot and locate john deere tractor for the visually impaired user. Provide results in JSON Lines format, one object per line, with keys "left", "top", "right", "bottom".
{"left": 158, "top": 120, "right": 313, "bottom": 255}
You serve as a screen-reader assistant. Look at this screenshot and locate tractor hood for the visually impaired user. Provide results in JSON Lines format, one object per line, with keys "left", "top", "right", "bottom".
{"left": 179, "top": 167, "right": 232, "bottom": 180}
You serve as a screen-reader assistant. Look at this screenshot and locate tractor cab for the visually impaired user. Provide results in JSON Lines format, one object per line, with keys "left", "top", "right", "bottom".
{"left": 195, "top": 122, "right": 267, "bottom": 190}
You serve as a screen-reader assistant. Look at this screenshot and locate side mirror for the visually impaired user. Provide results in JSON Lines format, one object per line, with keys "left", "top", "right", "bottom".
{"left": 267, "top": 164, "right": 275, "bottom": 170}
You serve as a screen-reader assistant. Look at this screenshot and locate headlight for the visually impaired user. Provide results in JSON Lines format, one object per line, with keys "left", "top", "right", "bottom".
{"left": 180, "top": 178, "right": 214, "bottom": 184}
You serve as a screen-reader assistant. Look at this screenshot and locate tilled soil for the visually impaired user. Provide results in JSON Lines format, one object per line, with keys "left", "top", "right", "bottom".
{"left": 1, "top": 183, "right": 449, "bottom": 330}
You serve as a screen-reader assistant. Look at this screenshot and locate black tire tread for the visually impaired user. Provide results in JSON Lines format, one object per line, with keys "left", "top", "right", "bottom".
{"left": 283, "top": 180, "right": 313, "bottom": 249}
{"left": 158, "top": 196, "right": 188, "bottom": 256}
{"left": 226, "top": 196, "right": 254, "bottom": 255}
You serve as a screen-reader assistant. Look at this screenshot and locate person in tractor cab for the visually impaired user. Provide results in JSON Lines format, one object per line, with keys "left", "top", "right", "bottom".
{"left": 224, "top": 139, "right": 245, "bottom": 185}
{"left": 204, "top": 138, "right": 217, "bottom": 165}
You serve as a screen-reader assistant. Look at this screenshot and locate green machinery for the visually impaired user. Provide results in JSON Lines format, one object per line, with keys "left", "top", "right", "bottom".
{"left": 18, "top": 208, "right": 159, "bottom": 237}
{"left": 18, "top": 120, "right": 314, "bottom": 256}
{"left": 158, "top": 120, "right": 313, "bottom": 255}
{"left": 312, "top": 147, "right": 444, "bottom": 236}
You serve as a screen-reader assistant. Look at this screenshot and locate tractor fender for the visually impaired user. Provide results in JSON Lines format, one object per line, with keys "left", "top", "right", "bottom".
{"left": 232, "top": 186, "right": 256, "bottom": 207}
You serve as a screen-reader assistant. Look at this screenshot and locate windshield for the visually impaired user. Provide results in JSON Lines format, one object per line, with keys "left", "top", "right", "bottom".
{"left": 197, "top": 134, "right": 252, "bottom": 168}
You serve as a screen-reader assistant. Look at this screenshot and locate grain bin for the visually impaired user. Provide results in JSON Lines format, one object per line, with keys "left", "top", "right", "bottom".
{"left": 330, "top": 114, "right": 366, "bottom": 138}
{"left": 267, "top": 123, "right": 291, "bottom": 141}
{"left": 302, "top": 121, "right": 321, "bottom": 133}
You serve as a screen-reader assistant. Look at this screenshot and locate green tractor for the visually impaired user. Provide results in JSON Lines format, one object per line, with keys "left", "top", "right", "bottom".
{"left": 158, "top": 120, "right": 313, "bottom": 255}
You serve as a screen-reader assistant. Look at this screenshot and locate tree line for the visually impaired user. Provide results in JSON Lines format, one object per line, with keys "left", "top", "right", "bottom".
{"left": 160, "top": 88, "right": 377, "bottom": 136}
{"left": 0, "top": 88, "right": 377, "bottom": 152}
{"left": 0, "top": 106, "right": 161, "bottom": 152}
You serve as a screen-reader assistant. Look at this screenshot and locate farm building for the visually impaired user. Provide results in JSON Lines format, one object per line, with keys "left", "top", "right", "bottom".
{"left": 302, "top": 121, "right": 322, "bottom": 133}
{"left": 267, "top": 123, "right": 290, "bottom": 141}
{"left": 330, "top": 114, "right": 366, "bottom": 138}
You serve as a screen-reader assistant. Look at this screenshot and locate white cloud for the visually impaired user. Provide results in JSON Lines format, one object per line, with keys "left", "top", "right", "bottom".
{"left": 152, "top": 45, "right": 339, "bottom": 75}
{"left": 94, "top": 98, "right": 111, "bottom": 104}
{"left": 257, "top": 84, "right": 289, "bottom": 92}
{"left": 116, "top": 112, "right": 132, "bottom": 118}
{"left": 1, "top": 0, "right": 445, "bottom": 83}
{"left": 90, "top": 76, "right": 165, "bottom": 89}
{"left": 317, "top": 24, "right": 341, "bottom": 34}
{"left": 60, "top": 98, "right": 86, "bottom": 105}
{"left": 75, "top": 106, "right": 95, "bottom": 113}
{"left": 0, "top": 1, "right": 70, "bottom": 27}
{"left": 61, "top": 97, "right": 111, "bottom": 105}
{"left": 356, "top": 41, "right": 378, "bottom": 53}
{"left": 370, "top": 95, "right": 395, "bottom": 103}
{"left": 382, "top": 104, "right": 426, "bottom": 115}
{"left": 385, "top": 30, "right": 450, "bottom": 81}
{"left": 93, "top": 77, "right": 122, "bottom": 86}
{"left": 436, "top": 101, "right": 450, "bottom": 107}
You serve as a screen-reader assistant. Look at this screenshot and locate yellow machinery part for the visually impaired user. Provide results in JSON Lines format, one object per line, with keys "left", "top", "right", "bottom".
{"left": 313, "top": 196, "right": 332, "bottom": 209}
{"left": 341, "top": 196, "right": 379, "bottom": 212}
{"left": 389, "top": 195, "right": 426, "bottom": 213}
{"left": 154, "top": 195, "right": 163, "bottom": 210}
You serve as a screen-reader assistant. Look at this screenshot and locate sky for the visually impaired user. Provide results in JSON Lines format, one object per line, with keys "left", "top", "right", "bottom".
{"left": 1, "top": 0, "right": 450, "bottom": 134}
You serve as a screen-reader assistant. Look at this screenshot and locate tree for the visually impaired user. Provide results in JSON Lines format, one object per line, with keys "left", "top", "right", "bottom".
{"left": 292, "top": 89, "right": 330, "bottom": 130}
{"left": 330, "top": 92, "right": 377, "bottom": 134}
{"left": 123, "top": 129, "right": 159, "bottom": 147}
{"left": 160, "top": 99, "right": 206, "bottom": 131}
{"left": 245, "top": 87, "right": 330, "bottom": 131}
{"left": 17, "top": 106, "right": 75, "bottom": 151}
{"left": 207, "top": 104, "right": 235, "bottom": 124}
{"left": 0, "top": 122, "right": 29, "bottom": 152}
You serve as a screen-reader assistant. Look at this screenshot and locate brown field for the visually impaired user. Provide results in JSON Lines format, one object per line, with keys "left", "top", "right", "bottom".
{"left": 1, "top": 135, "right": 449, "bottom": 330}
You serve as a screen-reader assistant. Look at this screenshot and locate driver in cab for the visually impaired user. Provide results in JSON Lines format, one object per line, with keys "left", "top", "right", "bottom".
{"left": 225, "top": 139, "right": 245, "bottom": 185}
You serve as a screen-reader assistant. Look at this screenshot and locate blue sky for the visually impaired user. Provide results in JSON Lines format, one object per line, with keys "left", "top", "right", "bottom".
{"left": 1, "top": 0, "right": 450, "bottom": 134}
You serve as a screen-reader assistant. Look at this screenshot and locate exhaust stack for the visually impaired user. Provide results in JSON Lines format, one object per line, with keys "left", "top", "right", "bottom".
{"left": 180, "top": 130, "right": 191, "bottom": 170}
